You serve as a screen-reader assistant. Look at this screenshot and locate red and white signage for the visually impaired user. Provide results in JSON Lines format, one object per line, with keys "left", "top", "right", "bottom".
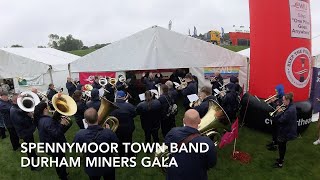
{"left": 79, "top": 72, "right": 116, "bottom": 85}
{"left": 289, "top": 0, "right": 311, "bottom": 39}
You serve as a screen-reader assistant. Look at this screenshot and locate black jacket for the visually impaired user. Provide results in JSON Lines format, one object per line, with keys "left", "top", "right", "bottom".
{"left": 86, "top": 89, "right": 101, "bottom": 111}
{"left": 73, "top": 125, "right": 119, "bottom": 176}
{"left": 194, "top": 96, "right": 217, "bottom": 118}
{"left": 221, "top": 89, "right": 239, "bottom": 121}
{"left": 92, "top": 81, "right": 102, "bottom": 89}
{"left": 10, "top": 104, "right": 36, "bottom": 139}
{"left": 165, "top": 126, "right": 217, "bottom": 180}
{"left": 110, "top": 99, "right": 137, "bottom": 135}
{"left": 116, "top": 81, "right": 127, "bottom": 92}
{"left": 136, "top": 99, "right": 162, "bottom": 130}
{"left": 0, "top": 99, "right": 12, "bottom": 128}
{"left": 47, "top": 88, "right": 58, "bottom": 101}
{"left": 168, "top": 89, "right": 178, "bottom": 104}
{"left": 104, "top": 83, "right": 115, "bottom": 102}
{"left": 74, "top": 100, "right": 87, "bottom": 122}
{"left": 158, "top": 94, "right": 175, "bottom": 118}
{"left": 142, "top": 77, "right": 160, "bottom": 90}
{"left": 66, "top": 81, "right": 76, "bottom": 96}
{"left": 211, "top": 75, "right": 223, "bottom": 95}
{"left": 181, "top": 81, "right": 198, "bottom": 107}
{"left": 274, "top": 103, "right": 297, "bottom": 141}
{"left": 37, "top": 115, "right": 67, "bottom": 146}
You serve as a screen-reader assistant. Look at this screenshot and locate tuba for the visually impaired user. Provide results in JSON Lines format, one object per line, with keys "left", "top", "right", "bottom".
{"left": 155, "top": 100, "right": 231, "bottom": 173}
{"left": 97, "top": 97, "right": 120, "bottom": 132}
{"left": 17, "top": 91, "right": 41, "bottom": 112}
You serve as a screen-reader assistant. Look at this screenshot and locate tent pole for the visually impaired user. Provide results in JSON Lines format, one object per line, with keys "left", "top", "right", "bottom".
{"left": 49, "top": 65, "right": 53, "bottom": 84}
{"left": 246, "top": 57, "right": 250, "bottom": 92}
{"left": 68, "top": 63, "right": 71, "bottom": 77}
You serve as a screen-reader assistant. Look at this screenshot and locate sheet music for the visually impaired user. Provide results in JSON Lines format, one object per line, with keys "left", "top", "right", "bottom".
{"left": 139, "top": 93, "right": 145, "bottom": 101}
{"left": 173, "top": 82, "right": 180, "bottom": 88}
{"left": 213, "top": 88, "right": 221, "bottom": 94}
{"left": 82, "top": 119, "right": 88, "bottom": 129}
{"left": 187, "top": 94, "right": 199, "bottom": 102}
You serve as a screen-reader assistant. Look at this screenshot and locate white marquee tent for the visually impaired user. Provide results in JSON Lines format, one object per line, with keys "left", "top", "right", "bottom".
{"left": 70, "top": 26, "right": 248, "bottom": 90}
{"left": 0, "top": 48, "right": 79, "bottom": 93}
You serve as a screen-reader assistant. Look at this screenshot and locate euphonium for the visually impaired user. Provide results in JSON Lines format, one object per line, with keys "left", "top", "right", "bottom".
{"left": 98, "top": 97, "right": 120, "bottom": 132}
{"left": 17, "top": 91, "right": 41, "bottom": 112}
{"left": 99, "top": 77, "right": 108, "bottom": 87}
{"left": 155, "top": 100, "right": 231, "bottom": 173}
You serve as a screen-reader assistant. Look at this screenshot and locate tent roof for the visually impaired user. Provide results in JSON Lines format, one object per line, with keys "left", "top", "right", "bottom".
{"left": 239, "top": 37, "right": 320, "bottom": 59}
{"left": 0, "top": 48, "right": 79, "bottom": 78}
{"left": 70, "top": 26, "right": 246, "bottom": 72}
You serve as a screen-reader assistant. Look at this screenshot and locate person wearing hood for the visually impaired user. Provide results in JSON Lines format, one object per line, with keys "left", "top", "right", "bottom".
{"left": 110, "top": 91, "right": 137, "bottom": 157}
{"left": 221, "top": 83, "right": 239, "bottom": 122}
{"left": 266, "top": 84, "right": 285, "bottom": 151}
{"left": 86, "top": 88, "right": 101, "bottom": 112}
{"left": 165, "top": 109, "right": 217, "bottom": 180}
{"left": 272, "top": 92, "right": 297, "bottom": 168}
{"left": 194, "top": 86, "right": 217, "bottom": 118}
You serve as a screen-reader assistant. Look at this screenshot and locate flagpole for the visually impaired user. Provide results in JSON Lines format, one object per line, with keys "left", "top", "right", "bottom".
{"left": 233, "top": 138, "right": 237, "bottom": 156}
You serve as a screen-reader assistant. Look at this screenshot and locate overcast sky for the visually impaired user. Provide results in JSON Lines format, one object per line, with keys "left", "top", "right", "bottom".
{"left": 0, "top": 0, "right": 319, "bottom": 47}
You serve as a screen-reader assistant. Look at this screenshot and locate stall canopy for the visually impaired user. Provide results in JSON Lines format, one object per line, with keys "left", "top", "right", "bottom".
{"left": 237, "top": 48, "right": 250, "bottom": 58}
{"left": 70, "top": 26, "right": 247, "bottom": 72}
{"left": 0, "top": 48, "right": 79, "bottom": 78}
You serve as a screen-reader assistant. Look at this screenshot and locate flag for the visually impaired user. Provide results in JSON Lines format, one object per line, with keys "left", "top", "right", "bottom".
{"left": 219, "top": 119, "right": 239, "bottom": 149}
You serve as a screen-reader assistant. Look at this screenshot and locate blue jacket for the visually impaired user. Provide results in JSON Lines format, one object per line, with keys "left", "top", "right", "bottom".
{"left": 274, "top": 103, "right": 297, "bottom": 141}
{"left": 165, "top": 126, "right": 217, "bottom": 180}
{"left": 0, "top": 99, "right": 12, "bottom": 128}
{"left": 87, "top": 89, "right": 101, "bottom": 111}
{"left": 66, "top": 81, "right": 76, "bottom": 96}
{"left": 47, "top": 88, "right": 58, "bottom": 101}
{"left": 182, "top": 81, "right": 198, "bottom": 107}
{"left": 110, "top": 99, "right": 137, "bottom": 135}
{"left": 142, "top": 77, "right": 160, "bottom": 90}
{"left": 73, "top": 125, "right": 119, "bottom": 176}
{"left": 158, "top": 94, "right": 175, "bottom": 119}
{"left": 37, "top": 115, "right": 67, "bottom": 145}
{"left": 10, "top": 104, "right": 36, "bottom": 139}
{"left": 136, "top": 99, "right": 162, "bottom": 130}
{"left": 74, "top": 100, "right": 87, "bottom": 122}
{"left": 92, "top": 81, "right": 102, "bottom": 89}
{"left": 194, "top": 96, "right": 217, "bottom": 118}
{"left": 168, "top": 89, "right": 178, "bottom": 104}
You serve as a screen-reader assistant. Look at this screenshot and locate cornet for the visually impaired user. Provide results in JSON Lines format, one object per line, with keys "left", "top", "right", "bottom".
{"left": 269, "top": 104, "right": 286, "bottom": 117}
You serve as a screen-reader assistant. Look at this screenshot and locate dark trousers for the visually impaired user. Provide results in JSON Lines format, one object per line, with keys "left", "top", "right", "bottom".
{"left": 278, "top": 140, "right": 287, "bottom": 163}
{"left": 22, "top": 135, "right": 38, "bottom": 169}
{"left": 89, "top": 168, "right": 115, "bottom": 180}
{"left": 116, "top": 132, "right": 133, "bottom": 157}
{"left": 7, "top": 127, "right": 20, "bottom": 150}
{"left": 51, "top": 152, "right": 68, "bottom": 180}
{"left": 271, "top": 121, "right": 279, "bottom": 144}
{"left": 0, "top": 127, "right": 6, "bottom": 138}
{"left": 161, "top": 117, "right": 175, "bottom": 138}
{"left": 144, "top": 129, "right": 159, "bottom": 143}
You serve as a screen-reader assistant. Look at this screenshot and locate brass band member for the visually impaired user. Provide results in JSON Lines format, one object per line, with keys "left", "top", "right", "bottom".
{"left": 181, "top": 73, "right": 198, "bottom": 110}
{"left": 0, "top": 91, "right": 20, "bottom": 150}
{"left": 74, "top": 108, "right": 119, "bottom": 180}
{"left": 165, "top": 81, "right": 178, "bottom": 104}
{"left": 47, "top": 83, "right": 58, "bottom": 110}
{"left": 66, "top": 77, "right": 76, "bottom": 96}
{"left": 267, "top": 84, "right": 285, "bottom": 151}
{"left": 158, "top": 84, "right": 177, "bottom": 138}
{"left": 210, "top": 71, "right": 223, "bottom": 96}
{"left": 92, "top": 76, "right": 102, "bottom": 89}
{"left": 137, "top": 91, "right": 162, "bottom": 143}
{"left": 110, "top": 91, "right": 137, "bottom": 157}
{"left": 194, "top": 86, "right": 217, "bottom": 118}
{"left": 314, "top": 97, "right": 320, "bottom": 145}
{"left": 86, "top": 89, "right": 101, "bottom": 112}
{"left": 34, "top": 101, "right": 69, "bottom": 179}
{"left": 115, "top": 75, "right": 128, "bottom": 92}
{"left": 221, "top": 83, "right": 239, "bottom": 122}
{"left": 10, "top": 93, "right": 41, "bottom": 171}
{"left": 73, "top": 90, "right": 88, "bottom": 129}
{"left": 272, "top": 92, "right": 297, "bottom": 168}
{"left": 165, "top": 109, "right": 217, "bottom": 180}
{"left": 141, "top": 72, "right": 161, "bottom": 90}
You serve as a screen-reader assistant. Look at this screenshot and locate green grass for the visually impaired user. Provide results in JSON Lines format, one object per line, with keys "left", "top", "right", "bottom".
{"left": 68, "top": 49, "right": 97, "bottom": 57}
{"left": 222, "top": 45, "right": 249, "bottom": 52}
{"left": 1, "top": 100, "right": 319, "bottom": 180}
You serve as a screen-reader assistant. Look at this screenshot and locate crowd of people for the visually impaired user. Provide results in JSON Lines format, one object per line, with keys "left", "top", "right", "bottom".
{"left": 0, "top": 70, "right": 305, "bottom": 180}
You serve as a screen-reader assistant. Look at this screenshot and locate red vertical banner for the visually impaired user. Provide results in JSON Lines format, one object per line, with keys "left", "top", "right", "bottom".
{"left": 79, "top": 72, "right": 116, "bottom": 85}
{"left": 249, "top": 0, "right": 312, "bottom": 101}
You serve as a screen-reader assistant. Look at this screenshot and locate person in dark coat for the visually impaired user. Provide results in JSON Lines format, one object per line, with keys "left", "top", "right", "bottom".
{"left": 92, "top": 76, "right": 102, "bottom": 89}
{"left": 0, "top": 91, "right": 20, "bottom": 150}
{"left": 73, "top": 90, "right": 87, "bottom": 129}
{"left": 66, "top": 77, "right": 76, "bottom": 96}
{"left": 141, "top": 72, "right": 161, "bottom": 90}
{"left": 86, "top": 89, "right": 101, "bottom": 112}
{"left": 165, "top": 109, "right": 217, "bottom": 180}
{"left": 76, "top": 82, "right": 83, "bottom": 91}
{"left": 126, "top": 71, "right": 138, "bottom": 104}
{"left": 0, "top": 92, "right": 6, "bottom": 139}
{"left": 10, "top": 94, "right": 40, "bottom": 171}
{"left": 74, "top": 108, "right": 119, "bottom": 180}
{"left": 115, "top": 75, "right": 128, "bottom": 92}
{"left": 158, "top": 85, "right": 176, "bottom": 138}
{"left": 221, "top": 83, "right": 239, "bottom": 122}
{"left": 266, "top": 84, "right": 285, "bottom": 151}
{"left": 210, "top": 71, "right": 223, "bottom": 96}
{"left": 194, "top": 86, "right": 217, "bottom": 118}
{"left": 104, "top": 78, "right": 115, "bottom": 102}
{"left": 109, "top": 91, "right": 136, "bottom": 157}
{"left": 137, "top": 91, "right": 162, "bottom": 143}
{"left": 181, "top": 73, "right": 198, "bottom": 111}
{"left": 165, "top": 81, "right": 179, "bottom": 104}
{"left": 272, "top": 92, "right": 297, "bottom": 168}
{"left": 47, "top": 83, "right": 58, "bottom": 110}
{"left": 34, "top": 101, "right": 69, "bottom": 180}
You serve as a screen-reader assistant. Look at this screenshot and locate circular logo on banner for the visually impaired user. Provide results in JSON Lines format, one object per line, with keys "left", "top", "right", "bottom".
{"left": 285, "top": 47, "right": 311, "bottom": 88}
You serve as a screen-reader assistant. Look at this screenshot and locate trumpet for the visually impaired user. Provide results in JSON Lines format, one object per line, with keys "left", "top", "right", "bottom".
{"left": 176, "top": 77, "right": 187, "bottom": 90}
{"left": 269, "top": 104, "right": 286, "bottom": 117}
{"left": 265, "top": 94, "right": 278, "bottom": 103}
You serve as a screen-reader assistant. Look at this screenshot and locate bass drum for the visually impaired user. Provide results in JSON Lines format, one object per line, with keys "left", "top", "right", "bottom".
{"left": 239, "top": 93, "right": 312, "bottom": 133}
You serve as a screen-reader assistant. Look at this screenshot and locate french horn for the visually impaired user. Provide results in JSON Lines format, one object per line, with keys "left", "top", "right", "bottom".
{"left": 155, "top": 100, "right": 231, "bottom": 173}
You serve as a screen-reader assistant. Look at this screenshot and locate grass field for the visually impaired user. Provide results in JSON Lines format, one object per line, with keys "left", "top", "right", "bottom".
{"left": 0, "top": 98, "right": 319, "bottom": 180}
{"left": 222, "top": 45, "right": 249, "bottom": 52}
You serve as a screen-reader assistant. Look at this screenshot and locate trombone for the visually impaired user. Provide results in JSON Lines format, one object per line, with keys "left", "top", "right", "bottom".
{"left": 265, "top": 94, "right": 278, "bottom": 103}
